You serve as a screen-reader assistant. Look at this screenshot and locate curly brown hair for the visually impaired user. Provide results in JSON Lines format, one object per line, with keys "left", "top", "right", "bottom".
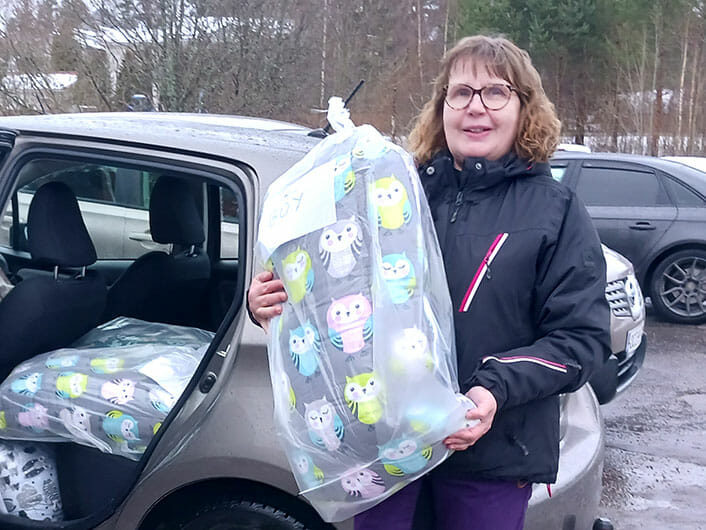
{"left": 408, "top": 35, "right": 561, "bottom": 165}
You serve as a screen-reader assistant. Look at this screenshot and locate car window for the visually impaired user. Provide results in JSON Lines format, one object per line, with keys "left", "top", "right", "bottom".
{"left": 1, "top": 159, "right": 168, "bottom": 259}
{"left": 220, "top": 187, "right": 240, "bottom": 259}
{"left": 14, "top": 159, "right": 165, "bottom": 259}
{"left": 2, "top": 157, "right": 244, "bottom": 262}
{"left": 550, "top": 165, "right": 567, "bottom": 182}
{"left": 661, "top": 176, "right": 706, "bottom": 207}
{"left": 576, "top": 166, "right": 671, "bottom": 207}
{"left": 24, "top": 164, "right": 157, "bottom": 210}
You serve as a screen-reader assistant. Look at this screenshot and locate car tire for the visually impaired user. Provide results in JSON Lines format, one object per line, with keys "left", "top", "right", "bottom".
{"left": 650, "top": 248, "right": 706, "bottom": 324}
{"left": 161, "top": 497, "right": 309, "bottom": 530}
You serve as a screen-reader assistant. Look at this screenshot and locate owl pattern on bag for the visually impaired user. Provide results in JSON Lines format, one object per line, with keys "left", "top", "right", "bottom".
{"left": 261, "top": 126, "right": 463, "bottom": 522}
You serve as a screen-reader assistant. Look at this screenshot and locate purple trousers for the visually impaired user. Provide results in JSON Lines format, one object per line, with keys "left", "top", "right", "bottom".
{"left": 354, "top": 476, "right": 532, "bottom": 530}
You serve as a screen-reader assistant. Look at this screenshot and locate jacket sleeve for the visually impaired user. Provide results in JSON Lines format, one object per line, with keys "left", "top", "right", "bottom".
{"left": 466, "top": 192, "right": 612, "bottom": 410}
{"left": 245, "top": 288, "right": 263, "bottom": 328}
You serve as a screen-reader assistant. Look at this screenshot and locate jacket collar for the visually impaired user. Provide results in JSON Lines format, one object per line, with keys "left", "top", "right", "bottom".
{"left": 423, "top": 150, "right": 550, "bottom": 193}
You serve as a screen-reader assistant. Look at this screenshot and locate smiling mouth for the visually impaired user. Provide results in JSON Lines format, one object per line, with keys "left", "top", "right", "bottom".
{"left": 464, "top": 127, "right": 491, "bottom": 134}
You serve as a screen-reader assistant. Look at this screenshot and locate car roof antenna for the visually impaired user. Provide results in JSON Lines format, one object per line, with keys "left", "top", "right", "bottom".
{"left": 308, "top": 80, "right": 365, "bottom": 138}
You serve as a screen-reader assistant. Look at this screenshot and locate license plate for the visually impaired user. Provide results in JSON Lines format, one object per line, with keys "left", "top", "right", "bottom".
{"left": 626, "top": 323, "right": 644, "bottom": 354}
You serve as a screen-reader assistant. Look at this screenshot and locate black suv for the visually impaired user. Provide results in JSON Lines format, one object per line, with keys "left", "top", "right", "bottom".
{"left": 551, "top": 152, "right": 706, "bottom": 324}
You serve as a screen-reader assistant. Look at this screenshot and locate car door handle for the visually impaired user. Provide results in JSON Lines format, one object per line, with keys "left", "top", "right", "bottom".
{"left": 128, "top": 232, "right": 154, "bottom": 242}
{"left": 129, "top": 231, "right": 171, "bottom": 252}
{"left": 628, "top": 222, "right": 656, "bottom": 231}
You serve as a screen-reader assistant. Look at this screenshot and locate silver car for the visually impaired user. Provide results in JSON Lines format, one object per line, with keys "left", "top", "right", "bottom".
{"left": 0, "top": 113, "right": 638, "bottom": 530}
{"left": 590, "top": 245, "right": 646, "bottom": 404}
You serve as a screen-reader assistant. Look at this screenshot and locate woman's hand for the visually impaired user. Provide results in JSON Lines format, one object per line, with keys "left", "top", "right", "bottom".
{"left": 248, "top": 271, "right": 288, "bottom": 333}
{"left": 443, "top": 386, "right": 498, "bottom": 451}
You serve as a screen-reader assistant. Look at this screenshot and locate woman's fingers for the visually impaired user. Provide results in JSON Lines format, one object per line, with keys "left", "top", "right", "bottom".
{"left": 250, "top": 274, "right": 286, "bottom": 304}
{"left": 444, "top": 386, "right": 498, "bottom": 451}
{"left": 253, "top": 270, "right": 274, "bottom": 283}
{"left": 259, "top": 279, "right": 286, "bottom": 297}
{"left": 255, "top": 304, "right": 283, "bottom": 319}
{"left": 444, "top": 423, "right": 485, "bottom": 450}
{"left": 248, "top": 272, "right": 288, "bottom": 331}
{"left": 257, "top": 290, "right": 288, "bottom": 308}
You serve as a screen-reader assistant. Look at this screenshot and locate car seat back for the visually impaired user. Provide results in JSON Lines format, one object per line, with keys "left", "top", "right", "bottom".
{"left": 0, "top": 182, "right": 106, "bottom": 378}
{"left": 104, "top": 176, "right": 210, "bottom": 327}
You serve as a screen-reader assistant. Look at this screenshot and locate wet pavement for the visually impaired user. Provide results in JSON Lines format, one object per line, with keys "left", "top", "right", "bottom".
{"left": 599, "top": 313, "right": 706, "bottom": 529}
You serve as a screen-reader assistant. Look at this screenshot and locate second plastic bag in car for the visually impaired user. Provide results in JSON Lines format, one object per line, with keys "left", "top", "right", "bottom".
{"left": 256, "top": 105, "right": 472, "bottom": 522}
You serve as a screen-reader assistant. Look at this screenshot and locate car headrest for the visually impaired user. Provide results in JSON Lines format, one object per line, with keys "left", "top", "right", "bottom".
{"left": 149, "top": 176, "right": 205, "bottom": 246}
{"left": 28, "top": 181, "right": 97, "bottom": 267}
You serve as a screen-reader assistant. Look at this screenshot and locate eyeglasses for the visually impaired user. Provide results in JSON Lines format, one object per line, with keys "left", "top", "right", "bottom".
{"left": 444, "top": 83, "right": 518, "bottom": 111}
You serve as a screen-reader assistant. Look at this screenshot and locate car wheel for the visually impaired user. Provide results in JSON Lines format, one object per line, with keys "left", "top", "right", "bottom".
{"left": 650, "top": 249, "right": 706, "bottom": 324}
{"left": 162, "top": 497, "right": 309, "bottom": 530}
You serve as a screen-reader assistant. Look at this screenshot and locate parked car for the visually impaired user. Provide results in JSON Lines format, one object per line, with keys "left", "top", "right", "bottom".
{"left": 591, "top": 245, "right": 646, "bottom": 404}
{"left": 126, "top": 93, "right": 155, "bottom": 112}
{"left": 0, "top": 113, "right": 628, "bottom": 530}
{"left": 557, "top": 142, "right": 591, "bottom": 153}
{"left": 551, "top": 151, "right": 706, "bottom": 324}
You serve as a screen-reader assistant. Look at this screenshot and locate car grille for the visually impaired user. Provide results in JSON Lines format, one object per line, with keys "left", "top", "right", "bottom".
{"left": 605, "top": 279, "right": 631, "bottom": 317}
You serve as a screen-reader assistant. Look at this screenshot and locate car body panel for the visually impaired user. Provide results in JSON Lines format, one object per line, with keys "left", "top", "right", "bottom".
{"left": 0, "top": 113, "right": 318, "bottom": 170}
{"left": 524, "top": 386, "right": 604, "bottom": 530}
{"left": 96, "top": 328, "right": 298, "bottom": 530}
{"left": 587, "top": 204, "right": 676, "bottom": 274}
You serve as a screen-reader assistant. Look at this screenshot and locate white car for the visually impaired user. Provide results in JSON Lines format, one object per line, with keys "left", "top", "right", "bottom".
{"left": 662, "top": 155, "right": 706, "bottom": 173}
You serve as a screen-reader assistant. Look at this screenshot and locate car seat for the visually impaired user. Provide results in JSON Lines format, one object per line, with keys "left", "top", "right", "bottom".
{"left": 103, "top": 175, "right": 210, "bottom": 327}
{"left": 0, "top": 182, "right": 106, "bottom": 379}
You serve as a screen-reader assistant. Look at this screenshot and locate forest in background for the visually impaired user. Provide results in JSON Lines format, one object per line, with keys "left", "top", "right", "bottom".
{"left": 0, "top": 0, "right": 704, "bottom": 155}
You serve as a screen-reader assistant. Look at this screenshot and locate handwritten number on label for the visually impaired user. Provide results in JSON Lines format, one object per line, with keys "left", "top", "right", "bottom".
{"left": 268, "top": 190, "right": 304, "bottom": 228}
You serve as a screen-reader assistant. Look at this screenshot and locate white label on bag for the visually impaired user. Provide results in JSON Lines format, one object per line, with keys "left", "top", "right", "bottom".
{"left": 258, "top": 159, "right": 337, "bottom": 258}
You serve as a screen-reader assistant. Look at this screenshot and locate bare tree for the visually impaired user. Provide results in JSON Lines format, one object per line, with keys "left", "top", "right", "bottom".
{"left": 415, "top": 0, "right": 424, "bottom": 90}
{"left": 648, "top": 2, "right": 663, "bottom": 156}
{"left": 676, "top": 15, "right": 690, "bottom": 152}
{"left": 0, "top": 0, "right": 69, "bottom": 114}
{"left": 319, "top": 0, "right": 328, "bottom": 109}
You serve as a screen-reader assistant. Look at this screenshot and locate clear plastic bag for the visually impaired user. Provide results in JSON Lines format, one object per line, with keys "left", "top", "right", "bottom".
{"left": 0, "top": 318, "right": 213, "bottom": 460}
{"left": 256, "top": 123, "right": 472, "bottom": 522}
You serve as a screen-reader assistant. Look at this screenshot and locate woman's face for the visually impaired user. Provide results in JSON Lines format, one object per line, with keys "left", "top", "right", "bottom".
{"left": 443, "top": 59, "right": 521, "bottom": 167}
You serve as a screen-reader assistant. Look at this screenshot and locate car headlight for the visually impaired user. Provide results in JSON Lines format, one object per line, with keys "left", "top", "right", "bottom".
{"left": 624, "top": 274, "right": 644, "bottom": 320}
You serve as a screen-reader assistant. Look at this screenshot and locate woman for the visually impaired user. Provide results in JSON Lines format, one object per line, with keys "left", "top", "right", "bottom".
{"left": 249, "top": 35, "right": 611, "bottom": 530}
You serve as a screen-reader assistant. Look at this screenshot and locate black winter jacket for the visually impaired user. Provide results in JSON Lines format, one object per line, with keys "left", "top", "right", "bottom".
{"left": 419, "top": 151, "right": 611, "bottom": 483}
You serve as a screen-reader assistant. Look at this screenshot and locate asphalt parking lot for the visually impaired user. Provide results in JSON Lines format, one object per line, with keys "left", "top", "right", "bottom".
{"left": 599, "top": 312, "right": 706, "bottom": 529}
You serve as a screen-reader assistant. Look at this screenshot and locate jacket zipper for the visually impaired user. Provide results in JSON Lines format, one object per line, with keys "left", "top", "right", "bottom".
{"left": 484, "top": 255, "right": 492, "bottom": 279}
{"left": 510, "top": 435, "right": 530, "bottom": 457}
{"left": 459, "top": 233, "right": 509, "bottom": 312}
{"left": 449, "top": 191, "right": 464, "bottom": 223}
